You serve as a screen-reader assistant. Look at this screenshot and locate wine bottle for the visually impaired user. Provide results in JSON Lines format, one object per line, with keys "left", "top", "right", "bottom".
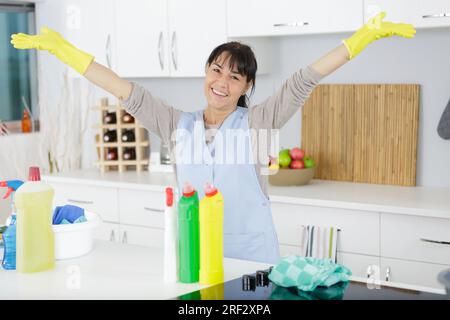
{"left": 104, "top": 112, "right": 117, "bottom": 124}
{"left": 103, "top": 130, "right": 117, "bottom": 143}
{"left": 121, "top": 129, "right": 135, "bottom": 142}
{"left": 106, "top": 148, "right": 118, "bottom": 161}
{"left": 123, "top": 148, "right": 136, "bottom": 160}
{"left": 122, "top": 112, "right": 135, "bottom": 124}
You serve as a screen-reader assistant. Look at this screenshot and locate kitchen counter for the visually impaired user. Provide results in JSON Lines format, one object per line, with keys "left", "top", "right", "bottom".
{"left": 43, "top": 169, "right": 450, "bottom": 219}
{"left": 0, "top": 240, "right": 271, "bottom": 300}
{"left": 1, "top": 240, "right": 446, "bottom": 299}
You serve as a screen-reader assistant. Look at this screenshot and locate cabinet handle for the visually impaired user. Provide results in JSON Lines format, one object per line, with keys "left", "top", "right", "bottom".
{"left": 68, "top": 199, "right": 94, "bottom": 205}
{"left": 158, "top": 31, "right": 164, "bottom": 70}
{"left": 122, "top": 231, "right": 128, "bottom": 244}
{"left": 144, "top": 207, "right": 164, "bottom": 213}
{"left": 420, "top": 237, "right": 450, "bottom": 245}
{"left": 106, "top": 33, "right": 111, "bottom": 68}
{"left": 110, "top": 229, "right": 115, "bottom": 242}
{"left": 385, "top": 266, "right": 390, "bottom": 282}
{"left": 422, "top": 13, "right": 450, "bottom": 19}
{"left": 273, "top": 22, "right": 309, "bottom": 27}
{"left": 171, "top": 31, "right": 177, "bottom": 71}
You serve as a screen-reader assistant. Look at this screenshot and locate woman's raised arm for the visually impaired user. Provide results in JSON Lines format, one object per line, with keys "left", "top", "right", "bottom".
{"left": 11, "top": 26, "right": 132, "bottom": 101}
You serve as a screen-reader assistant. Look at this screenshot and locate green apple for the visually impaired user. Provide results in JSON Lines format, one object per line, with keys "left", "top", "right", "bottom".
{"left": 303, "top": 156, "right": 315, "bottom": 168}
{"left": 278, "top": 149, "right": 292, "bottom": 168}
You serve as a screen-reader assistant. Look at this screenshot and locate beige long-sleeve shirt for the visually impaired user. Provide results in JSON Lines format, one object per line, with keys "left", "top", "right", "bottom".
{"left": 121, "top": 65, "right": 324, "bottom": 197}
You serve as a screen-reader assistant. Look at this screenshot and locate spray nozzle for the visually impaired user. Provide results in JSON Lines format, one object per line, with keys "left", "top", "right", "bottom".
{"left": 0, "top": 180, "right": 24, "bottom": 200}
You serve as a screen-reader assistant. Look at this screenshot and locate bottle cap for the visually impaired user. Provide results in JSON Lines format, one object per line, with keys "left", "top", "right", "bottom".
{"left": 204, "top": 182, "right": 218, "bottom": 197}
{"left": 165, "top": 187, "right": 174, "bottom": 207}
{"left": 28, "top": 167, "right": 41, "bottom": 181}
{"left": 182, "top": 182, "right": 195, "bottom": 197}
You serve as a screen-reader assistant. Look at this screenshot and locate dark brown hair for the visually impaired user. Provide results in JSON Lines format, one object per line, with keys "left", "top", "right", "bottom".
{"left": 206, "top": 42, "right": 257, "bottom": 108}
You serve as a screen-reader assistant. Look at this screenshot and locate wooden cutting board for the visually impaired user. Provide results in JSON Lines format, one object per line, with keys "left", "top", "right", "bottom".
{"left": 301, "top": 84, "right": 419, "bottom": 186}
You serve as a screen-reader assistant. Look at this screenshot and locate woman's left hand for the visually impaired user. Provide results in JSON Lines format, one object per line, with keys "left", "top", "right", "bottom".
{"left": 343, "top": 11, "right": 416, "bottom": 59}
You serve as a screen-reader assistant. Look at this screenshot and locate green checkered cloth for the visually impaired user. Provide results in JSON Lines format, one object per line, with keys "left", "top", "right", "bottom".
{"left": 268, "top": 255, "right": 352, "bottom": 292}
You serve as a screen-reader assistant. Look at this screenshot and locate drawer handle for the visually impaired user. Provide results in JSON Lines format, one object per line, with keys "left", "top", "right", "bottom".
{"left": 68, "top": 199, "right": 94, "bottom": 205}
{"left": 110, "top": 230, "right": 115, "bottom": 242}
{"left": 422, "top": 13, "right": 450, "bottom": 19}
{"left": 122, "top": 231, "right": 128, "bottom": 244}
{"left": 144, "top": 207, "right": 164, "bottom": 213}
{"left": 273, "top": 22, "right": 309, "bottom": 27}
{"left": 420, "top": 237, "right": 450, "bottom": 245}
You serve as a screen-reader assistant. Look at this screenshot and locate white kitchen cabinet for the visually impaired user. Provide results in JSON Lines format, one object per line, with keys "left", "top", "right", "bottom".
{"left": 167, "top": 0, "right": 227, "bottom": 77}
{"left": 227, "top": 0, "right": 363, "bottom": 37}
{"left": 118, "top": 188, "right": 165, "bottom": 228}
{"left": 47, "top": 181, "right": 120, "bottom": 223}
{"left": 271, "top": 202, "right": 380, "bottom": 256}
{"left": 114, "top": 0, "right": 227, "bottom": 78}
{"left": 364, "top": 0, "right": 450, "bottom": 28}
{"left": 114, "top": 0, "right": 170, "bottom": 77}
{"left": 380, "top": 257, "right": 449, "bottom": 290}
{"left": 63, "top": 0, "right": 116, "bottom": 77}
{"left": 417, "top": 0, "right": 450, "bottom": 28}
{"left": 119, "top": 224, "right": 164, "bottom": 248}
{"left": 94, "top": 221, "right": 120, "bottom": 243}
{"left": 380, "top": 213, "right": 450, "bottom": 266}
{"left": 364, "top": 0, "right": 418, "bottom": 24}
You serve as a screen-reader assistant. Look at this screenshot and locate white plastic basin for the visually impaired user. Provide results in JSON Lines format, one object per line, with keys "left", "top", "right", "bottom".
{"left": 52, "top": 211, "right": 102, "bottom": 260}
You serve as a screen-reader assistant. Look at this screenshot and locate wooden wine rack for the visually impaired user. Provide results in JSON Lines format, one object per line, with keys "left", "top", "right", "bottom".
{"left": 92, "top": 98, "right": 149, "bottom": 172}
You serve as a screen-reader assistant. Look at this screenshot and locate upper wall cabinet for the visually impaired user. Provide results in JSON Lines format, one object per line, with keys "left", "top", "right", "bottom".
{"left": 115, "top": 0, "right": 228, "bottom": 78}
{"left": 364, "top": 0, "right": 450, "bottom": 28}
{"left": 226, "top": 0, "right": 364, "bottom": 37}
{"left": 63, "top": 0, "right": 116, "bottom": 75}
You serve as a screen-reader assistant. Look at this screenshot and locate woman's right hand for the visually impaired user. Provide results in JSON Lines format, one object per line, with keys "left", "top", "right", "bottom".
{"left": 11, "top": 26, "right": 94, "bottom": 75}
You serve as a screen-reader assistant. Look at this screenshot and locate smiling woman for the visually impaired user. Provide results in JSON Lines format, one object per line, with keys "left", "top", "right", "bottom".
{"left": 0, "top": 2, "right": 37, "bottom": 130}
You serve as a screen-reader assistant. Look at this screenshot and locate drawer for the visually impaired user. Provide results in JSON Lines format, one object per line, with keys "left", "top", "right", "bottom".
{"left": 381, "top": 213, "right": 450, "bottom": 265}
{"left": 119, "top": 224, "right": 164, "bottom": 248}
{"left": 118, "top": 188, "right": 165, "bottom": 228}
{"left": 48, "top": 181, "right": 119, "bottom": 223}
{"left": 381, "top": 257, "right": 449, "bottom": 290}
{"left": 279, "top": 244, "right": 380, "bottom": 279}
{"left": 271, "top": 202, "right": 380, "bottom": 256}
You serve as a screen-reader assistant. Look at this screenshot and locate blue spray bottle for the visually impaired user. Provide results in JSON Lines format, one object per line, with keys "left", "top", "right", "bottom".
{"left": 0, "top": 180, "right": 24, "bottom": 270}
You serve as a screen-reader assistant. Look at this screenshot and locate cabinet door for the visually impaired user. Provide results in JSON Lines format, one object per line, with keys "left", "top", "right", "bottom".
{"left": 381, "top": 257, "right": 448, "bottom": 290}
{"left": 227, "top": 0, "right": 363, "bottom": 37}
{"left": 114, "top": 0, "right": 170, "bottom": 77}
{"left": 168, "top": 0, "right": 228, "bottom": 77}
{"left": 94, "top": 221, "right": 120, "bottom": 242}
{"left": 417, "top": 0, "right": 450, "bottom": 28}
{"left": 381, "top": 213, "right": 450, "bottom": 266}
{"left": 364, "top": 0, "right": 419, "bottom": 25}
{"left": 64, "top": 0, "right": 115, "bottom": 76}
{"left": 271, "top": 202, "right": 380, "bottom": 256}
{"left": 46, "top": 181, "right": 119, "bottom": 223}
{"left": 120, "top": 224, "right": 164, "bottom": 248}
{"left": 118, "top": 188, "right": 165, "bottom": 228}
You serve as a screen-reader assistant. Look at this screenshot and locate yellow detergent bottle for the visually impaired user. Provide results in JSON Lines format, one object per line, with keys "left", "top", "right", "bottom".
{"left": 15, "top": 167, "right": 55, "bottom": 273}
{"left": 199, "top": 183, "right": 224, "bottom": 285}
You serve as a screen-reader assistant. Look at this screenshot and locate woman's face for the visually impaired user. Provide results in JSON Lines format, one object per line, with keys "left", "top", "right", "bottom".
{"left": 204, "top": 52, "right": 251, "bottom": 111}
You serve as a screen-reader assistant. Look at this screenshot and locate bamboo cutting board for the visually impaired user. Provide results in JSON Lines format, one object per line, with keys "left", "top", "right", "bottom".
{"left": 301, "top": 84, "right": 419, "bottom": 186}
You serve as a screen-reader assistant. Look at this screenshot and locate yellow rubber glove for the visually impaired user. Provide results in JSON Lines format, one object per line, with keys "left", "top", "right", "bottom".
{"left": 11, "top": 26, "right": 94, "bottom": 75}
{"left": 343, "top": 12, "right": 416, "bottom": 60}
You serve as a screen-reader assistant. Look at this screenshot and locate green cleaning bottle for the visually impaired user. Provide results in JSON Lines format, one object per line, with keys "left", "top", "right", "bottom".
{"left": 178, "top": 182, "right": 199, "bottom": 283}
{"left": 15, "top": 167, "right": 55, "bottom": 273}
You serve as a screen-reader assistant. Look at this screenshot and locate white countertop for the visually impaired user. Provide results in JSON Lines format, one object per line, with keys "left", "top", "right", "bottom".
{"left": 0, "top": 240, "right": 271, "bottom": 300}
{"left": 42, "top": 169, "right": 450, "bottom": 219}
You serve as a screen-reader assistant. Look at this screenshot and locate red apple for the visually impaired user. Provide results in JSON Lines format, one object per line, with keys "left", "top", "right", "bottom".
{"left": 289, "top": 160, "right": 305, "bottom": 169}
{"left": 289, "top": 147, "right": 305, "bottom": 161}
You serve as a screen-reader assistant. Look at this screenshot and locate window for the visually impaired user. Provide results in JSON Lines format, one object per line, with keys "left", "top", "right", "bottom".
{"left": 0, "top": 2, "right": 37, "bottom": 133}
